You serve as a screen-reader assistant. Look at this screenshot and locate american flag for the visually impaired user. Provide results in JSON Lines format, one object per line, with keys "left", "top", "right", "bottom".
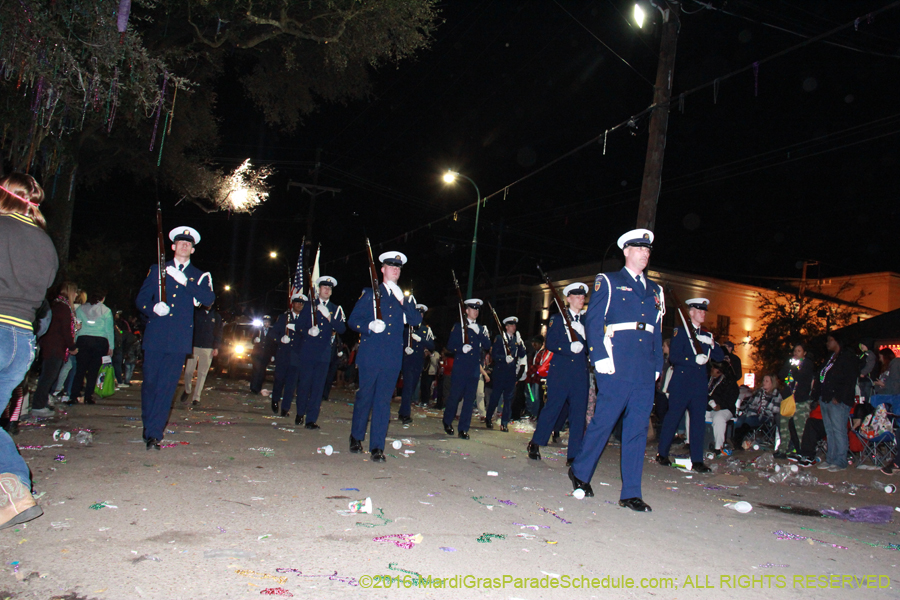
{"left": 288, "top": 237, "right": 306, "bottom": 307}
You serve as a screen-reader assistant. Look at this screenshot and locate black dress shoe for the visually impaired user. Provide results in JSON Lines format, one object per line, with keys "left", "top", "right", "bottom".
{"left": 85, "top": 398, "right": 96, "bottom": 405}
{"left": 692, "top": 462, "right": 712, "bottom": 473}
{"left": 271, "top": 401, "right": 279, "bottom": 415}
{"left": 485, "top": 419, "right": 493, "bottom": 429}
{"left": 349, "top": 436, "right": 363, "bottom": 453}
{"left": 458, "top": 430, "right": 470, "bottom": 440}
{"left": 443, "top": 423, "right": 454, "bottom": 435}
{"left": 619, "top": 497, "right": 652, "bottom": 512}
{"left": 656, "top": 454, "right": 672, "bottom": 467}
{"left": 565, "top": 458, "right": 575, "bottom": 467}
{"left": 191, "top": 400, "right": 199, "bottom": 406}
{"left": 180, "top": 391, "right": 189, "bottom": 404}
{"left": 399, "top": 415, "right": 413, "bottom": 425}
{"left": 552, "top": 434, "right": 561, "bottom": 444}
{"left": 295, "top": 414, "right": 304, "bottom": 426}
{"left": 145, "top": 438, "right": 161, "bottom": 451}
{"left": 568, "top": 467, "right": 594, "bottom": 497}
{"left": 527, "top": 442, "right": 541, "bottom": 460}
{"left": 371, "top": 448, "right": 386, "bottom": 462}
{"left": 280, "top": 409, "right": 289, "bottom": 418}
{"left": 305, "top": 422, "right": 320, "bottom": 430}
{"left": 499, "top": 424, "right": 509, "bottom": 432}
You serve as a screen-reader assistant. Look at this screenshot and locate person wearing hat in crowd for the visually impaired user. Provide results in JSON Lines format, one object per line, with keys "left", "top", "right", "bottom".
{"left": 655, "top": 297, "right": 725, "bottom": 472}
{"left": 292, "top": 276, "right": 346, "bottom": 429}
{"left": 347, "top": 252, "right": 422, "bottom": 461}
{"left": 399, "top": 304, "right": 435, "bottom": 425}
{"left": 528, "top": 282, "right": 590, "bottom": 464}
{"left": 569, "top": 228, "right": 664, "bottom": 512}
{"left": 270, "top": 292, "right": 309, "bottom": 417}
{"left": 136, "top": 226, "right": 215, "bottom": 450}
{"left": 443, "top": 298, "right": 492, "bottom": 439}
{"left": 250, "top": 315, "right": 276, "bottom": 394}
{"left": 486, "top": 315, "right": 527, "bottom": 431}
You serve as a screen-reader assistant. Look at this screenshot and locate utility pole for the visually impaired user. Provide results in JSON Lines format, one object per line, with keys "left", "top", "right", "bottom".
{"left": 635, "top": 2, "right": 680, "bottom": 231}
{"left": 287, "top": 148, "right": 342, "bottom": 240}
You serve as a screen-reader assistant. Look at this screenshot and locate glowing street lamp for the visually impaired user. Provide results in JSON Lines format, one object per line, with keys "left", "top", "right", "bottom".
{"left": 224, "top": 285, "right": 232, "bottom": 292}
{"left": 442, "top": 170, "right": 482, "bottom": 298}
{"left": 633, "top": 3, "right": 646, "bottom": 28}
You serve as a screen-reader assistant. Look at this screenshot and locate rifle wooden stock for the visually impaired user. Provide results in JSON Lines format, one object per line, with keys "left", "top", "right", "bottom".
{"left": 156, "top": 203, "right": 167, "bottom": 303}
{"left": 537, "top": 265, "right": 577, "bottom": 342}
{"left": 365, "top": 238, "right": 382, "bottom": 320}
{"left": 665, "top": 285, "right": 704, "bottom": 355}
{"left": 487, "top": 301, "right": 511, "bottom": 356}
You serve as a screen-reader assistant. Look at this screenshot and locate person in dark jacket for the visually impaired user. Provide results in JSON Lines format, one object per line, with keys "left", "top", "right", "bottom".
{"left": 181, "top": 303, "right": 222, "bottom": 407}
{"left": 250, "top": 315, "right": 276, "bottom": 394}
{"left": 31, "top": 282, "right": 79, "bottom": 416}
{"left": 776, "top": 342, "right": 816, "bottom": 459}
{"left": 816, "top": 332, "right": 859, "bottom": 472}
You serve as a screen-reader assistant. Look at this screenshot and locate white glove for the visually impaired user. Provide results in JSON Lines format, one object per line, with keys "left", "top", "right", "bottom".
{"left": 594, "top": 358, "right": 614, "bottom": 374}
{"left": 462, "top": 344, "right": 473, "bottom": 354}
{"left": 369, "top": 319, "right": 386, "bottom": 333}
{"left": 656, "top": 372, "right": 660, "bottom": 380}
{"left": 695, "top": 354, "right": 709, "bottom": 365}
{"left": 405, "top": 347, "right": 414, "bottom": 355}
{"left": 468, "top": 323, "right": 480, "bottom": 334}
{"left": 570, "top": 341, "right": 584, "bottom": 354}
{"left": 281, "top": 335, "right": 291, "bottom": 344}
{"left": 153, "top": 302, "right": 170, "bottom": 316}
{"left": 253, "top": 337, "right": 260, "bottom": 344}
{"left": 505, "top": 355, "right": 514, "bottom": 364}
{"left": 166, "top": 265, "right": 188, "bottom": 286}
{"left": 337, "top": 351, "right": 344, "bottom": 357}
{"left": 317, "top": 304, "right": 330, "bottom": 318}
{"left": 308, "top": 326, "right": 320, "bottom": 337}
{"left": 571, "top": 322, "right": 585, "bottom": 338}
{"left": 696, "top": 334, "right": 714, "bottom": 346}
{"left": 286, "top": 323, "right": 295, "bottom": 332}
{"left": 411, "top": 333, "right": 422, "bottom": 342}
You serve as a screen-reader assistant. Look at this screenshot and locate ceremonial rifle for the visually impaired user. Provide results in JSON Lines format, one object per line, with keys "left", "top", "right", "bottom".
{"left": 156, "top": 201, "right": 167, "bottom": 303}
{"left": 365, "top": 238, "right": 382, "bottom": 320}
{"left": 536, "top": 265, "right": 578, "bottom": 342}
{"left": 451, "top": 269, "right": 470, "bottom": 344}
{"left": 665, "top": 285, "right": 704, "bottom": 355}
{"left": 487, "top": 301, "right": 511, "bottom": 357}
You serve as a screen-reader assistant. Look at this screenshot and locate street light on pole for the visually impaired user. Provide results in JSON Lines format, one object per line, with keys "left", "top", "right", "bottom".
{"left": 443, "top": 170, "right": 482, "bottom": 298}
{"left": 268, "top": 251, "right": 293, "bottom": 303}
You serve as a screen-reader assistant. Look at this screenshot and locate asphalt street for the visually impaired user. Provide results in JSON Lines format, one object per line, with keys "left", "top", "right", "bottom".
{"left": 1, "top": 375, "right": 897, "bottom": 600}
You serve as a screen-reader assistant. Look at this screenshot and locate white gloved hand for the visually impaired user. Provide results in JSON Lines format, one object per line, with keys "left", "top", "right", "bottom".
{"left": 317, "top": 304, "right": 330, "bottom": 318}
{"left": 286, "top": 323, "right": 295, "bottom": 332}
{"left": 656, "top": 371, "right": 660, "bottom": 380}
{"left": 570, "top": 341, "right": 584, "bottom": 354}
{"left": 696, "top": 334, "right": 714, "bottom": 346}
{"left": 369, "top": 319, "right": 386, "bottom": 333}
{"left": 462, "top": 344, "right": 473, "bottom": 354}
{"left": 153, "top": 302, "right": 170, "bottom": 316}
{"left": 468, "top": 323, "right": 480, "bottom": 334}
{"left": 308, "top": 326, "right": 320, "bottom": 337}
{"left": 253, "top": 337, "right": 261, "bottom": 344}
{"left": 281, "top": 335, "right": 291, "bottom": 344}
{"left": 411, "top": 333, "right": 422, "bottom": 342}
{"left": 571, "top": 322, "right": 585, "bottom": 338}
{"left": 505, "top": 355, "right": 514, "bottom": 364}
{"left": 695, "top": 354, "right": 709, "bottom": 365}
{"left": 594, "top": 358, "right": 614, "bottom": 375}
{"left": 405, "top": 347, "right": 414, "bottom": 355}
{"left": 166, "top": 265, "right": 188, "bottom": 286}
{"left": 337, "top": 351, "right": 344, "bottom": 357}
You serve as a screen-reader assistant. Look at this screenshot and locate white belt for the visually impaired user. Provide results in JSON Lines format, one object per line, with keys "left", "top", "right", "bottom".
{"left": 605, "top": 322, "right": 654, "bottom": 336}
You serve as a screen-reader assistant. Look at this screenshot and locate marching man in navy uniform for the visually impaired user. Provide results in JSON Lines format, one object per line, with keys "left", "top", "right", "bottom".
{"left": 398, "top": 304, "right": 435, "bottom": 425}
{"left": 270, "top": 293, "right": 308, "bottom": 417}
{"left": 569, "top": 229, "right": 664, "bottom": 512}
{"left": 656, "top": 298, "right": 724, "bottom": 473}
{"left": 250, "top": 315, "right": 276, "bottom": 394}
{"left": 348, "top": 252, "right": 422, "bottom": 462}
{"left": 137, "top": 227, "right": 215, "bottom": 450}
{"left": 486, "top": 316, "right": 527, "bottom": 431}
{"left": 293, "top": 276, "right": 346, "bottom": 429}
{"left": 443, "top": 299, "right": 491, "bottom": 439}
{"left": 528, "top": 283, "right": 590, "bottom": 465}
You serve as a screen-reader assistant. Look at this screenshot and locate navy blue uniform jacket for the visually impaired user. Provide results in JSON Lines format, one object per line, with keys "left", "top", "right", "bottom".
{"left": 137, "top": 261, "right": 215, "bottom": 355}
{"left": 348, "top": 285, "right": 422, "bottom": 374}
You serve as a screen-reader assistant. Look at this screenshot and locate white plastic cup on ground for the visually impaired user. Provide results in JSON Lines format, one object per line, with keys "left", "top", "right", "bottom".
{"left": 487, "top": 471, "right": 498, "bottom": 476}
{"left": 726, "top": 501, "right": 752, "bottom": 513}
{"left": 790, "top": 464, "right": 799, "bottom": 473}
{"left": 573, "top": 488, "right": 586, "bottom": 500}
{"left": 884, "top": 484, "right": 896, "bottom": 494}
{"left": 753, "top": 444, "right": 760, "bottom": 451}
{"left": 392, "top": 440, "right": 403, "bottom": 450}
{"left": 349, "top": 497, "right": 373, "bottom": 514}
{"left": 317, "top": 445, "right": 333, "bottom": 456}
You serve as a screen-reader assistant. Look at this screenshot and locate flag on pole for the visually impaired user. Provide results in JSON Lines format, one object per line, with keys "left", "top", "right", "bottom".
{"left": 288, "top": 237, "right": 306, "bottom": 308}
{"left": 311, "top": 244, "right": 321, "bottom": 300}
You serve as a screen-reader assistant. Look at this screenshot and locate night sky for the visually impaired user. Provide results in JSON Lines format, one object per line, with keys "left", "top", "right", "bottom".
{"left": 70, "top": 0, "right": 900, "bottom": 317}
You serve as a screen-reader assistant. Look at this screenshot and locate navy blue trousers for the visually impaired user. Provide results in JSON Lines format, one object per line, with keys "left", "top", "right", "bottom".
{"left": 296, "top": 360, "right": 329, "bottom": 423}
{"left": 657, "top": 371, "right": 707, "bottom": 464}
{"left": 486, "top": 369, "right": 516, "bottom": 425}
{"left": 279, "top": 363, "right": 302, "bottom": 414}
{"left": 533, "top": 374, "right": 588, "bottom": 459}
{"left": 443, "top": 371, "right": 479, "bottom": 433}
{"left": 141, "top": 351, "right": 185, "bottom": 441}
{"left": 572, "top": 379, "right": 654, "bottom": 500}
{"left": 351, "top": 365, "right": 399, "bottom": 451}
{"left": 399, "top": 356, "right": 424, "bottom": 418}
